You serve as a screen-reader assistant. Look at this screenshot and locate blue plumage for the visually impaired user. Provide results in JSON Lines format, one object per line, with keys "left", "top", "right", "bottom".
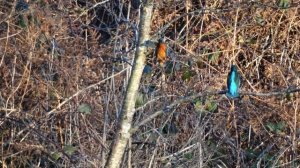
{"left": 226, "top": 65, "right": 240, "bottom": 98}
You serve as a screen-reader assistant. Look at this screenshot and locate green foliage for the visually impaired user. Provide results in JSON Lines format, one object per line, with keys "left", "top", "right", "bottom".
{"left": 135, "top": 92, "right": 145, "bottom": 108}
{"left": 18, "top": 15, "right": 27, "bottom": 28}
{"left": 278, "top": 0, "right": 289, "bottom": 9}
{"left": 208, "top": 51, "right": 220, "bottom": 64}
{"left": 206, "top": 100, "right": 217, "bottom": 112}
{"left": 285, "top": 93, "right": 292, "bottom": 101}
{"left": 182, "top": 68, "right": 195, "bottom": 81}
{"left": 239, "top": 35, "right": 257, "bottom": 44}
{"left": 78, "top": 103, "right": 92, "bottom": 114}
{"left": 17, "top": 12, "right": 39, "bottom": 29}
{"left": 51, "top": 151, "right": 62, "bottom": 161}
{"left": 255, "top": 16, "right": 266, "bottom": 26}
{"left": 266, "top": 121, "right": 286, "bottom": 134}
{"left": 194, "top": 98, "right": 218, "bottom": 115}
{"left": 64, "top": 145, "right": 77, "bottom": 156}
{"left": 194, "top": 99, "right": 203, "bottom": 114}
{"left": 184, "top": 152, "right": 193, "bottom": 160}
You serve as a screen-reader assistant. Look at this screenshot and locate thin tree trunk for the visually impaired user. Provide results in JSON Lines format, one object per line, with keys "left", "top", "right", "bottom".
{"left": 105, "top": 1, "right": 154, "bottom": 167}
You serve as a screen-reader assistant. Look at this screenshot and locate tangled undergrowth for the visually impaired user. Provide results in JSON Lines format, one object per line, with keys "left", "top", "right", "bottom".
{"left": 0, "top": 0, "right": 300, "bottom": 167}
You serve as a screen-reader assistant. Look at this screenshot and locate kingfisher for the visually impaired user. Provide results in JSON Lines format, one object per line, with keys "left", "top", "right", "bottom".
{"left": 156, "top": 38, "right": 167, "bottom": 67}
{"left": 226, "top": 65, "right": 240, "bottom": 98}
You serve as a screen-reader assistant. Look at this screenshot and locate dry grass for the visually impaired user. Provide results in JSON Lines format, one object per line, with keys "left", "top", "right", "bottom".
{"left": 0, "top": 0, "right": 300, "bottom": 167}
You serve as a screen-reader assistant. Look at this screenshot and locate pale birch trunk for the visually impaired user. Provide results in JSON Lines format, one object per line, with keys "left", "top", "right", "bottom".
{"left": 105, "top": 1, "right": 154, "bottom": 167}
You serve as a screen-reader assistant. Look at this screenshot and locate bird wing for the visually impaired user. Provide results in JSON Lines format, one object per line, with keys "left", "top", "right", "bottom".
{"left": 227, "top": 70, "right": 232, "bottom": 90}
{"left": 235, "top": 71, "right": 240, "bottom": 88}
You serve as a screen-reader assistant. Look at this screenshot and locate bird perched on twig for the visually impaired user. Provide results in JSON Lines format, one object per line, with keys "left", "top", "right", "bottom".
{"left": 226, "top": 65, "right": 240, "bottom": 98}
{"left": 155, "top": 38, "right": 167, "bottom": 67}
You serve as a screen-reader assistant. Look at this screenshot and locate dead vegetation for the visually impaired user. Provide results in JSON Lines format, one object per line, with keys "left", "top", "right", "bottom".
{"left": 0, "top": 0, "right": 300, "bottom": 167}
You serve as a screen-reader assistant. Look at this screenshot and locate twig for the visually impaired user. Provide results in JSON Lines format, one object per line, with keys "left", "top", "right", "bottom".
{"left": 73, "top": 0, "right": 110, "bottom": 22}
{"left": 0, "top": 31, "right": 22, "bottom": 41}
{"left": 241, "top": 88, "right": 300, "bottom": 97}
{"left": 130, "top": 90, "right": 226, "bottom": 133}
{"left": 135, "top": 95, "right": 176, "bottom": 112}
{"left": 46, "top": 68, "right": 128, "bottom": 116}
{"left": 131, "top": 88, "right": 300, "bottom": 133}
{"left": 157, "top": 143, "right": 198, "bottom": 161}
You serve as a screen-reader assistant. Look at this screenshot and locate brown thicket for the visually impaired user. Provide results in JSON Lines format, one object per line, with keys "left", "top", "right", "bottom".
{"left": 0, "top": 0, "right": 300, "bottom": 167}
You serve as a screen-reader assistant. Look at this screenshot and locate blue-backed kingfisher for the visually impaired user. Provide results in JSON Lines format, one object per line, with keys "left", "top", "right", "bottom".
{"left": 226, "top": 65, "right": 240, "bottom": 98}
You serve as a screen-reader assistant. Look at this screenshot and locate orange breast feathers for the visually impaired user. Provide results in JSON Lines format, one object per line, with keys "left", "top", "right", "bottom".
{"left": 156, "top": 42, "right": 167, "bottom": 66}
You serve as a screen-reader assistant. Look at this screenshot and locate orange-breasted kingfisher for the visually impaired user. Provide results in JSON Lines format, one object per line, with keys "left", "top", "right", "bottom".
{"left": 156, "top": 38, "right": 167, "bottom": 67}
